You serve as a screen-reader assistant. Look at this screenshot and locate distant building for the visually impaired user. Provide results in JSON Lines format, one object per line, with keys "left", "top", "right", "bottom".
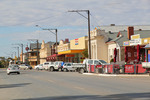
{"left": 90, "top": 25, "right": 150, "bottom": 63}
{"left": 40, "top": 40, "right": 55, "bottom": 64}
{"left": 28, "top": 42, "right": 41, "bottom": 68}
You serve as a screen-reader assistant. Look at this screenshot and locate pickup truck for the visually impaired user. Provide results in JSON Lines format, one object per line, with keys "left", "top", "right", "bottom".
{"left": 49, "top": 61, "right": 63, "bottom": 72}
{"left": 72, "top": 59, "right": 108, "bottom": 74}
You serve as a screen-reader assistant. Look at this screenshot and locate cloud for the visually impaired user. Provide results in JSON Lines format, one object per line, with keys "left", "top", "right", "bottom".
{"left": 1, "top": 0, "right": 150, "bottom": 56}
{"left": 0, "top": 0, "right": 150, "bottom": 27}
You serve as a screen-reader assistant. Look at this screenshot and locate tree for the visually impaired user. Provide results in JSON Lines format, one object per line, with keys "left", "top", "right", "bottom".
{"left": 0, "top": 57, "right": 12, "bottom": 68}
{"left": 81, "top": 49, "right": 88, "bottom": 58}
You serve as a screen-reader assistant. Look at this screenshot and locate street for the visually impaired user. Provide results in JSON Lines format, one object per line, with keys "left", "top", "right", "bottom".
{"left": 0, "top": 69, "right": 150, "bottom": 100}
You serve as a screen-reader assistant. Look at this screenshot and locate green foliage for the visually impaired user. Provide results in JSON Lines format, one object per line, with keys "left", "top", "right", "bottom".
{"left": 0, "top": 57, "right": 11, "bottom": 68}
{"left": 81, "top": 49, "right": 88, "bottom": 58}
{"left": 110, "top": 58, "right": 114, "bottom": 63}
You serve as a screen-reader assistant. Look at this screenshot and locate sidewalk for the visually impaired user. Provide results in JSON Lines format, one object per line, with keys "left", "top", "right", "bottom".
{"left": 83, "top": 73, "right": 150, "bottom": 77}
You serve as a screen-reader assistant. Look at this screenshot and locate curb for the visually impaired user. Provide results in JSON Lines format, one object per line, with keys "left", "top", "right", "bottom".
{"left": 83, "top": 73, "right": 150, "bottom": 77}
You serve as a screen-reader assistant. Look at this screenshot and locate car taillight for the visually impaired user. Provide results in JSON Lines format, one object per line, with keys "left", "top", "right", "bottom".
{"left": 8, "top": 68, "right": 10, "bottom": 70}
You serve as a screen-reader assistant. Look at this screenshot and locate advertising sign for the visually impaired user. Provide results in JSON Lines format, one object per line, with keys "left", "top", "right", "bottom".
{"left": 131, "top": 34, "right": 140, "bottom": 40}
{"left": 130, "top": 38, "right": 141, "bottom": 46}
{"left": 125, "top": 65, "right": 134, "bottom": 73}
{"left": 123, "top": 41, "right": 129, "bottom": 46}
{"left": 75, "top": 39, "right": 78, "bottom": 45}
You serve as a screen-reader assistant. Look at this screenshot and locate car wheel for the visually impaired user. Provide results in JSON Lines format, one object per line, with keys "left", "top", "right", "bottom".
{"left": 58, "top": 68, "right": 62, "bottom": 72}
{"left": 50, "top": 67, "right": 54, "bottom": 72}
{"left": 17, "top": 72, "right": 20, "bottom": 74}
{"left": 7, "top": 73, "right": 10, "bottom": 75}
{"left": 36, "top": 68, "right": 39, "bottom": 71}
{"left": 64, "top": 68, "right": 68, "bottom": 72}
{"left": 79, "top": 68, "right": 84, "bottom": 74}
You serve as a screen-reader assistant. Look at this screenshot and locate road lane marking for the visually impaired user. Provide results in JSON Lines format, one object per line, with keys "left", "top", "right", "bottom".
{"left": 74, "top": 86, "right": 85, "bottom": 90}
{"left": 47, "top": 79, "right": 55, "bottom": 83}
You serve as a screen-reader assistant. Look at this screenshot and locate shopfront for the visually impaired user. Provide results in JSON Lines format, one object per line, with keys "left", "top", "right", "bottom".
{"left": 57, "top": 36, "right": 87, "bottom": 63}
{"left": 123, "top": 34, "right": 150, "bottom": 64}
{"left": 145, "top": 44, "right": 150, "bottom": 62}
{"left": 58, "top": 50, "right": 84, "bottom": 63}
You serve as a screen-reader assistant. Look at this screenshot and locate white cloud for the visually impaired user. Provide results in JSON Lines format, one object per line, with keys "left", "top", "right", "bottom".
{"left": 1, "top": 0, "right": 150, "bottom": 56}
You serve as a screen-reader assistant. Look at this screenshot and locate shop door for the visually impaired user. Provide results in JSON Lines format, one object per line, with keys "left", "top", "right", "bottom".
{"left": 148, "top": 50, "right": 150, "bottom": 62}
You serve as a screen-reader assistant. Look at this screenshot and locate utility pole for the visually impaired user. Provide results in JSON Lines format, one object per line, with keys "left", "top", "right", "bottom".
{"left": 36, "top": 25, "right": 58, "bottom": 61}
{"left": 37, "top": 39, "right": 39, "bottom": 65}
{"left": 21, "top": 44, "right": 23, "bottom": 62}
{"left": 68, "top": 10, "right": 91, "bottom": 59}
{"left": 12, "top": 47, "right": 19, "bottom": 61}
{"left": 12, "top": 43, "right": 24, "bottom": 63}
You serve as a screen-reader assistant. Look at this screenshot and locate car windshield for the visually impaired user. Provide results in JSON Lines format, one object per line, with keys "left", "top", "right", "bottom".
{"left": 99, "top": 60, "right": 107, "bottom": 64}
{"left": 9, "top": 65, "right": 18, "bottom": 68}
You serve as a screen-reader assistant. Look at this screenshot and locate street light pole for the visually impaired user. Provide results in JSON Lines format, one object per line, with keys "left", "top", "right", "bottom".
{"left": 55, "top": 29, "right": 58, "bottom": 61}
{"left": 87, "top": 10, "right": 91, "bottom": 59}
{"left": 36, "top": 25, "right": 58, "bottom": 61}
{"left": 68, "top": 10, "right": 91, "bottom": 59}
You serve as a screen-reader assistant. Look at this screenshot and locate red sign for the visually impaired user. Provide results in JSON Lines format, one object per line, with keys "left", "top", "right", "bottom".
{"left": 125, "top": 65, "right": 134, "bottom": 73}
{"left": 26, "top": 47, "right": 29, "bottom": 51}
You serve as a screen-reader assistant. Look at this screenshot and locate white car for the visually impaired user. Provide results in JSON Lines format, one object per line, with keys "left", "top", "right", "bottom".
{"left": 43, "top": 62, "right": 54, "bottom": 70}
{"left": 63, "top": 62, "right": 76, "bottom": 72}
{"left": 19, "top": 64, "right": 32, "bottom": 70}
{"left": 7, "top": 64, "right": 20, "bottom": 75}
{"left": 35, "top": 64, "right": 44, "bottom": 70}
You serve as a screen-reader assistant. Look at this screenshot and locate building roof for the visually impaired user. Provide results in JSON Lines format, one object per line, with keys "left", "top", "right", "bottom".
{"left": 106, "top": 30, "right": 150, "bottom": 46}
{"left": 98, "top": 25, "right": 150, "bottom": 32}
{"left": 30, "top": 43, "right": 42, "bottom": 50}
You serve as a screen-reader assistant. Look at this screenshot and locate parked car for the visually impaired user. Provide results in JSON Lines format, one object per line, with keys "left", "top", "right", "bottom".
{"left": 7, "top": 64, "right": 20, "bottom": 75}
{"left": 19, "top": 64, "right": 32, "bottom": 70}
{"left": 35, "top": 64, "right": 44, "bottom": 70}
{"left": 63, "top": 62, "right": 76, "bottom": 72}
{"left": 26, "top": 65, "right": 32, "bottom": 70}
{"left": 72, "top": 59, "right": 108, "bottom": 73}
{"left": 43, "top": 62, "right": 54, "bottom": 70}
{"left": 49, "top": 61, "right": 63, "bottom": 72}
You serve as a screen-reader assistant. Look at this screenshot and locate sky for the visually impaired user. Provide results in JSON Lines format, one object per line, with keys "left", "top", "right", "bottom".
{"left": 0, "top": 0, "right": 150, "bottom": 57}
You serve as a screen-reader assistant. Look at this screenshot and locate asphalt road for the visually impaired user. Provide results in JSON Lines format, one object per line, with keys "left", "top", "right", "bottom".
{"left": 0, "top": 69, "right": 150, "bottom": 100}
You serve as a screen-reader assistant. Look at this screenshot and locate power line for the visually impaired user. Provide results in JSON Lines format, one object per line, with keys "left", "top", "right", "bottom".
{"left": 0, "top": 11, "right": 67, "bottom": 27}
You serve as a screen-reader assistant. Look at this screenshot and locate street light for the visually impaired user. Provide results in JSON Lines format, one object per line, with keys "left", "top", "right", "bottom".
{"left": 36, "top": 25, "right": 58, "bottom": 61}
{"left": 68, "top": 10, "right": 91, "bottom": 59}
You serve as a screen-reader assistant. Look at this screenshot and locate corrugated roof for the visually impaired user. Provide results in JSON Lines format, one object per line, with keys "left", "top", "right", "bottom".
{"left": 30, "top": 43, "right": 42, "bottom": 50}
{"left": 106, "top": 30, "right": 150, "bottom": 46}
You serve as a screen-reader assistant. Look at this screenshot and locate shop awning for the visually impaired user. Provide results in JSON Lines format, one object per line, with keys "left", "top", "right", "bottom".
{"left": 58, "top": 50, "right": 84, "bottom": 54}
{"left": 145, "top": 44, "right": 150, "bottom": 48}
{"left": 47, "top": 54, "right": 62, "bottom": 58}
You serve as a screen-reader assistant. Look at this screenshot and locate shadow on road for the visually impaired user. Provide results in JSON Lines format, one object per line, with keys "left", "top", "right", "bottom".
{"left": 14, "top": 92, "right": 150, "bottom": 100}
{"left": 0, "top": 83, "right": 31, "bottom": 89}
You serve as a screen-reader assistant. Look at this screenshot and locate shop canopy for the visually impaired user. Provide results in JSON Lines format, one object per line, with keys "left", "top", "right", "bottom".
{"left": 58, "top": 50, "right": 84, "bottom": 54}
{"left": 145, "top": 44, "right": 150, "bottom": 49}
{"left": 46, "top": 54, "right": 62, "bottom": 61}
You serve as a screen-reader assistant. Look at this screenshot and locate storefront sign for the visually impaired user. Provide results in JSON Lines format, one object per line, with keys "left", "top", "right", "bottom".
{"left": 123, "top": 41, "right": 129, "bottom": 46}
{"left": 75, "top": 39, "right": 78, "bottom": 45}
{"left": 124, "top": 65, "right": 134, "bottom": 73}
{"left": 131, "top": 34, "right": 140, "bottom": 40}
{"left": 130, "top": 38, "right": 141, "bottom": 46}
